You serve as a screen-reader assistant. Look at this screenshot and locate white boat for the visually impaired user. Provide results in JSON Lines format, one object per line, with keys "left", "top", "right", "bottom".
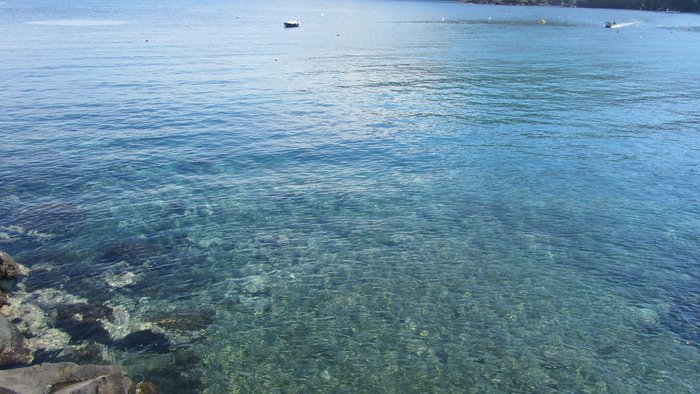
{"left": 284, "top": 20, "right": 300, "bottom": 28}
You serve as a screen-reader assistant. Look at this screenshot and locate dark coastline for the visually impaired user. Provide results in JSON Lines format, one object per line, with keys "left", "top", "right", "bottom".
{"left": 461, "top": 0, "right": 700, "bottom": 13}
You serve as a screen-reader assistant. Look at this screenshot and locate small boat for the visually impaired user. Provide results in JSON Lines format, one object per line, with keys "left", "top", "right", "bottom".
{"left": 284, "top": 20, "right": 300, "bottom": 28}
{"left": 604, "top": 21, "right": 616, "bottom": 28}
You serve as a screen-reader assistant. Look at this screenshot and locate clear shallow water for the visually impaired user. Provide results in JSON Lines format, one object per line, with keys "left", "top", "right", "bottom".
{"left": 1, "top": 0, "right": 700, "bottom": 392}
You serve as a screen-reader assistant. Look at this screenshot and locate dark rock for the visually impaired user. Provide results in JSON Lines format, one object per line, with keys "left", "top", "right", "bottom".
{"left": 0, "top": 362, "right": 133, "bottom": 394}
{"left": 0, "top": 314, "right": 32, "bottom": 367}
{"left": 101, "top": 239, "right": 170, "bottom": 266}
{"left": 30, "top": 348, "right": 63, "bottom": 365}
{"left": 55, "top": 303, "right": 114, "bottom": 344}
{"left": 152, "top": 309, "right": 215, "bottom": 332}
{"left": 13, "top": 203, "right": 86, "bottom": 234}
{"left": 0, "top": 251, "right": 19, "bottom": 280}
{"left": 113, "top": 330, "right": 170, "bottom": 353}
{"left": 0, "top": 291, "right": 8, "bottom": 307}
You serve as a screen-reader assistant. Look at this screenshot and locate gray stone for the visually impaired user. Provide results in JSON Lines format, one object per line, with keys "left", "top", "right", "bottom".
{"left": 0, "top": 314, "right": 32, "bottom": 367}
{"left": 0, "top": 362, "right": 133, "bottom": 394}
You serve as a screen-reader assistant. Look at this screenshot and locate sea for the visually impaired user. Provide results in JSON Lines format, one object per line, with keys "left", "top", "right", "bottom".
{"left": 1, "top": 0, "right": 699, "bottom": 392}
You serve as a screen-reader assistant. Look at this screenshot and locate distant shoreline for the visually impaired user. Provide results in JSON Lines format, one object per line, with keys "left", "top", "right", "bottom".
{"left": 461, "top": 0, "right": 699, "bottom": 13}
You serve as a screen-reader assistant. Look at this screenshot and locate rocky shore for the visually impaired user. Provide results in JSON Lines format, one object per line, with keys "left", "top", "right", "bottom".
{"left": 0, "top": 250, "right": 158, "bottom": 393}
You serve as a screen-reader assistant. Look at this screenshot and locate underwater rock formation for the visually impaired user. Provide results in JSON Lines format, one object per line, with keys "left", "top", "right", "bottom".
{"left": 152, "top": 309, "right": 215, "bottom": 332}
{"left": 54, "top": 342, "right": 108, "bottom": 365}
{"left": 0, "top": 249, "right": 163, "bottom": 393}
{"left": 241, "top": 274, "right": 270, "bottom": 296}
{"left": 113, "top": 329, "right": 171, "bottom": 353}
{"left": 0, "top": 314, "right": 32, "bottom": 367}
{"left": 100, "top": 238, "right": 170, "bottom": 266}
{"left": 55, "top": 303, "right": 115, "bottom": 344}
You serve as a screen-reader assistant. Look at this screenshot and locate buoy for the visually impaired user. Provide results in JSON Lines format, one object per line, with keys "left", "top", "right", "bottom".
{"left": 540, "top": 19, "right": 546, "bottom": 25}
{"left": 337, "top": 33, "right": 340, "bottom": 36}
{"left": 275, "top": 57, "right": 278, "bottom": 61}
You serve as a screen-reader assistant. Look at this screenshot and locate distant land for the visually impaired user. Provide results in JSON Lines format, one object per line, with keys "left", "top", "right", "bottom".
{"left": 462, "top": 0, "right": 700, "bottom": 12}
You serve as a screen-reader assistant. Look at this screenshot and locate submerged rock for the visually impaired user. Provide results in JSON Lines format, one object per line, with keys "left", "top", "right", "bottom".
{"left": 0, "top": 362, "right": 133, "bottom": 394}
{"left": 152, "top": 309, "right": 215, "bottom": 332}
{"left": 541, "top": 346, "right": 581, "bottom": 370}
{"left": 113, "top": 329, "right": 170, "bottom": 353}
{"left": 104, "top": 271, "right": 139, "bottom": 288}
{"left": 57, "top": 342, "right": 108, "bottom": 365}
{"left": 629, "top": 306, "right": 659, "bottom": 325}
{"left": 100, "top": 239, "right": 170, "bottom": 266}
{"left": 55, "top": 303, "right": 114, "bottom": 344}
{"left": 0, "top": 295, "right": 53, "bottom": 343}
{"left": 241, "top": 275, "right": 270, "bottom": 295}
{"left": 0, "top": 314, "right": 32, "bottom": 367}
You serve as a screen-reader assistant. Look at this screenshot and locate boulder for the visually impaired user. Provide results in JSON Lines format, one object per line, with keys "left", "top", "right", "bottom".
{"left": 0, "top": 314, "right": 32, "bottom": 367}
{"left": 0, "top": 251, "right": 19, "bottom": 280}
{"left": 0, "top": 362, "right": 133, "bottom": 394}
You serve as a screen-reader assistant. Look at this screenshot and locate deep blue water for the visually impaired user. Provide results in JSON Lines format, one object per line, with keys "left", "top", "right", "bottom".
{"left": 1, "top": 0, "right": 700, "bottom": 392}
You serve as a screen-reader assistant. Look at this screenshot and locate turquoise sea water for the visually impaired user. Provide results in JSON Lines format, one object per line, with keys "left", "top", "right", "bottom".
{"left": 1, "top": 0, "right": 700, "bottom": 392}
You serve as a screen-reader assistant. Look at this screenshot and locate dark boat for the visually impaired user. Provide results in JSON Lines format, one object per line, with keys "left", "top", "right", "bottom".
{"left": 284, "top": 20, "right": 300, "bottom": 28}
{"left": 604, "top": 21, "right": 616, "bottom": 28}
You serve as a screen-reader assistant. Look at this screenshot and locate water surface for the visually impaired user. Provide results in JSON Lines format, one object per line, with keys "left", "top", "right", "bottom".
{"left": 1, "top": 0, "right": 699, "bottom": 392}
